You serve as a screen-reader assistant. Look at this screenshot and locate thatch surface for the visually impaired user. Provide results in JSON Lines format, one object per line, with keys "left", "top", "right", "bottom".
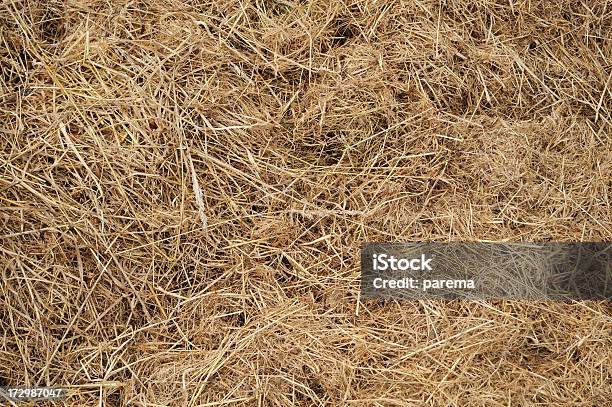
{"left": 1, "top": 0, "right": 611, "bottom": 405}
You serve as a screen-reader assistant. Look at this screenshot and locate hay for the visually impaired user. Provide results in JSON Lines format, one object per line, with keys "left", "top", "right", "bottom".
{"left": 1, "top": 0, "right": 611, "bottom": 405}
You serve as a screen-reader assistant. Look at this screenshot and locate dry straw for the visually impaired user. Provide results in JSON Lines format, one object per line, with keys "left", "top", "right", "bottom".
{"left": 1, "top": 0, "right": 611, "bottom": 405}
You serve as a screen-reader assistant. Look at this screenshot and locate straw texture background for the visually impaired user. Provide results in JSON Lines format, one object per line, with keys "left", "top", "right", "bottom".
{"left": 1, "top": 0, "right": 611, "bottom": 405}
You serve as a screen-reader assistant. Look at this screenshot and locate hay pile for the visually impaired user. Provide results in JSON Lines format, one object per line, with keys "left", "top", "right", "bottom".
{"left": 1, "top": 0, "right": 611, "bottom": 405}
